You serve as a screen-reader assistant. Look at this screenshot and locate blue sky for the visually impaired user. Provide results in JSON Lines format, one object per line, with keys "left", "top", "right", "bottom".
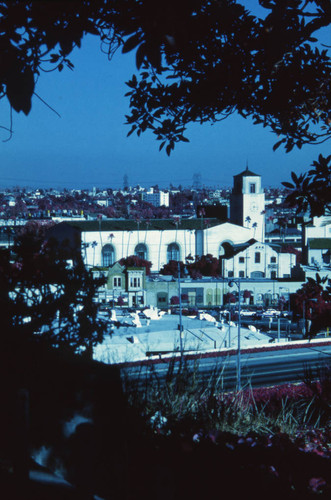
{"left": 0, "top": 20, "right": 329, "bottom": 191}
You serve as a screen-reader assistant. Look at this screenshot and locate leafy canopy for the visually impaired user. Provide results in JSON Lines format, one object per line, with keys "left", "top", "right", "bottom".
{"left": 293, "top": 273, "right": 331, "bottom": 336}
{"left": 1, "top": 1, "right": 329, "bottom": 149}
{"left": 0, "top": 230, "right": 107, "bottom": 355}
{"left": 0, "top": 1, "right": 330, "bottom": 214}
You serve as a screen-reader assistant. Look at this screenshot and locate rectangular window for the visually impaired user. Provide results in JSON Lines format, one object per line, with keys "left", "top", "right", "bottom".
{"left": 239, "top": 271, "right": 245, "bottom": 278}
{"left": 270, "top": 256, "right": 276, "bottom": 263}
{"left": 114, "top": 277, "right": 122, "bottom": 287}
{"left": 271, "top": 271, "right": 277, "bottom": 279}
{"left": 255, "top": 252, "right": 261, "bottom": 263}
{"left": 239, "top": 257, "right": 245, "bottom": 263}
{"left": 228, "top": 271, "right": 234, "bottom": 277}
{"left": 250, "top": 183, "right": 256, "bottom": 193}
{"left": 196, "top": 288, "right": 204, "bottom": 304}
{"left": 130, "top": 277, "right": 141, "bottom": 288}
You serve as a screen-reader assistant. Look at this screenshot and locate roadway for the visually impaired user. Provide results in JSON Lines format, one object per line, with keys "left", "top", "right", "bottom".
{"left": 120, "top": 343, "right": 331, "bottom": 392}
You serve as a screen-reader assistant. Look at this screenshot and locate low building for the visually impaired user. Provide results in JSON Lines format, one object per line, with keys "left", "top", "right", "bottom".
{"left": 145, "top": 276, "right": 303, "bottom": 309}
{"left": 222, "top": 241, "right": 296, "bottom": 280}
{"left": 98, "top": 262, "right": 146, "bottom": 307}
{"left": 307, "top": 238, "right": 331, "bottom": 272}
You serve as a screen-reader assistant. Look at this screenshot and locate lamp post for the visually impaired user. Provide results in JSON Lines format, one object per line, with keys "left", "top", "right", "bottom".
{"left": 178, "top": 261, "right": 183, "bottom": 354}
{"left": 280, "top": 286, "right": 290, "bottom": 313}
{"left": 302, "top": 300, "right": 306, "bottom": 336}
{"left": 302, "top": 298, "right": 318, "bottom": 336}
{"left": 228, "top": 279, "right": 241, "bottom": 391}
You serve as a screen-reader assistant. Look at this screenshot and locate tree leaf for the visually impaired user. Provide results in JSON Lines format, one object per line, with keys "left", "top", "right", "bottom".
{"left": 281, "top": 182, "right": 295, "bottom": 189}
{"left": 6, "top": 66, "right": 35, "bottom": 115}
{"left": 122, "top": 34, "right": 141, "bottom": 54}
{"left": 136, "top": 43, "right": 146, "bottom": 70}
{"left": 273, "top": 139, "right": 284, "bottom": 151}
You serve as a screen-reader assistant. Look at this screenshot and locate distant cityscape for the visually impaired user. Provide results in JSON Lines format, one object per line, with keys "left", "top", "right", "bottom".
{"left": 0, "top": 179, "right": 292, "bottom": 224}
{"left": 1, "top": 166, "right": 330, "bottom": 318}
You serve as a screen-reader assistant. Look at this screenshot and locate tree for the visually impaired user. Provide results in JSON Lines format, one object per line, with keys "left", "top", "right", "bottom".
{"left": 282, "top": 154, "right": 331, "bottom": 217}
{"left": 0, "top": 1, "right": 330, "bottom": 215}
{"left": 186, "top": 254, "right": 221, "bottom": 278}
{"left": 119, "top": 254, "right": 152, "bottom": 275}
{"left": 160, "top": 259, "right": 184, "bottom": 277}
{"left": 293, "top": 273, "right": 331, "bottom": 336}
{"left": 224, "top": 292, "right": 236, "bottom": 304}
{"left": 245, "top": 216, "right": 251, "bottom": 227}
{"left": 160, "top": 254, "right": 221, "bottom": 278}
{"left": 0, "top": 230, "right": 107, "bottom": 356}
{"left": 281, "top": 244, "right": 302, "bottom": 264}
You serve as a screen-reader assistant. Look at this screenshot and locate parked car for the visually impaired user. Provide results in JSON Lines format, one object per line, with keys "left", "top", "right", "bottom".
{"left": 263, "top": 309, "right": 281, "bottom": 317}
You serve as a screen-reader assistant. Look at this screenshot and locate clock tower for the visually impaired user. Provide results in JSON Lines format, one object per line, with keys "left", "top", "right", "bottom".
{"left": 230, "top": 166, "right": 265, "bottom": 242}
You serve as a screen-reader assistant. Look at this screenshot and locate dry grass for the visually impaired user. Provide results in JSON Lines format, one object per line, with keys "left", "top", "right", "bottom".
{"left": 123, "top": 356, "right": 330, "bottom": 438}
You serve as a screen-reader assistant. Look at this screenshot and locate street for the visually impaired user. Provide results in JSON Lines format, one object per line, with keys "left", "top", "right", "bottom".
{"left": 121, "top": 342, "right": 331, "bottom": 392}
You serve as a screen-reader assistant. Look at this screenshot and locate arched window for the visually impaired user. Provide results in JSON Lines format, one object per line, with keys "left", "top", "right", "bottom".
{"left": 167, "top": 243, "right": 180, "bottom": 262}
{"left": 102, "top": 244, "right": 115, "bottom": 267}
{"left": 135, "top": 243, "right": 148, "bottom": 260}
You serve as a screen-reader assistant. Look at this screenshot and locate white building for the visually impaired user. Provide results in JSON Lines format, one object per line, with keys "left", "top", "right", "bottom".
{"left": 303, "top": 217, "right": 331, "bottom": 277}
{"left": 230, "top": 166, "right": 265, "bottom": 242}
{"left": 143, "top": 189, "right": 170, "bottom": 207}
{"left": 307, "top": 238, "right": 331, "bottom": 269}
{"left": 49, "top": 166, "right": 296, "bottom": 280}
{"left": 63, "top": 217, "right": 253, "bottom": 273}
{"left": 222, "top": 240, "right": 296, "bottom": 279}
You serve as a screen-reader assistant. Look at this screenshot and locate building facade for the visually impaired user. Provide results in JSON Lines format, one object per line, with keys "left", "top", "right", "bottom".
{"left": 230, "top": 167, "right": 265, "bottom": 242}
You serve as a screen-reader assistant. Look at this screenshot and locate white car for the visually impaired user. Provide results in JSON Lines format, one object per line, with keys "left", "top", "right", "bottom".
{"left": 263, "top": 309, "right": 281, "bottom": 317}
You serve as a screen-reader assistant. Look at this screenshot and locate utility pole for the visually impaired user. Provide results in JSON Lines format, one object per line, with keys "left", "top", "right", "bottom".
{"left": 229, "top": 279, "right": 241, "bottom": 390}
{"left": 278, "top": 316, "right": 280, "bottom": 343}
{"left": 178, "top": 261, "right": 183, "bottom": 354}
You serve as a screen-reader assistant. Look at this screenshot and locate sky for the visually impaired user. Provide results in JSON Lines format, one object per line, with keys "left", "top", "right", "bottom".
{"left": 0, "top": 8, "right": 330, "bottom": 191}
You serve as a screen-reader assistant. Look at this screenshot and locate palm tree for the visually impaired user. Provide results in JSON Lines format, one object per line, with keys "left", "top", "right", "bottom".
{"left": 173, "top": 216, "right": 181, "bottom": 242}
{"left": 135, "top": 215, "right": 141, "bottom": 242}
{"left": 97, "top": 214, "right": 103, "bottom": 250}
{"left": 252, "top": 222, "right": 258, "bottom": 239}
{"left": 127, "top": 230, "right": 133, "bottom": 257}
{"left": 91, "top": 241, "right": 98, "bottom": 267}
{"left": 245, "top": 215, "right": 251, "bottom": 227}
{"left": 158, "top": 229, "right": 164, "bottom": 271}
{"left": 82, "top": 241, "right": 89, "bottom": 266}
{"left": 144, "top": 219, "right": 150, "bottom": 244}
{"left": 204, "top": 218, "right": 210, "bottom": 254}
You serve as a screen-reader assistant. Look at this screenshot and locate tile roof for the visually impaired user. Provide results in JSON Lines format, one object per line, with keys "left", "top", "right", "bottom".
{"left": 234, "top": 166, "right": 259, "bottom": 177}
{"left": 64, "top": 218, "right": 223, "bottom": 232}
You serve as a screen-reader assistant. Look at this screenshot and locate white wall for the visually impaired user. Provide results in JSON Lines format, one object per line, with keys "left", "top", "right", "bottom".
{"left": 222, "top": 242, "right": 296, "bottom": 279}
{"left": 82, "top": 222, "right": 259, "bottom": 272}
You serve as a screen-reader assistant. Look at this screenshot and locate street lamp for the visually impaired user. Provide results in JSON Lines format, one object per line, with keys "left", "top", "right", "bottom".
{"left": 302, "top": 298, "right": 318, "bottom": 336}
{"left": 178, "top": 261, "right": 183, "bottom": 354}
{"left": 177, "top": 261, "right": 189, "bottom": 354}
{"left": 279, "top": 286, "right": 290, "bottom": 313}
{"left": 228, "top": 278, "right": 241, "bottom": 391}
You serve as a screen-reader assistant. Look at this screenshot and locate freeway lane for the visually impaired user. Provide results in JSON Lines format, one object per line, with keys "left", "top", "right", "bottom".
{"left": 120, "top": 344, "right": 331, "bottom": 391}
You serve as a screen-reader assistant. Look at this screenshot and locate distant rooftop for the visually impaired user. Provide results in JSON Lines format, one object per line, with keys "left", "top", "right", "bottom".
{"left": 64, "top": 218, "right": 223, "bottom": 232}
